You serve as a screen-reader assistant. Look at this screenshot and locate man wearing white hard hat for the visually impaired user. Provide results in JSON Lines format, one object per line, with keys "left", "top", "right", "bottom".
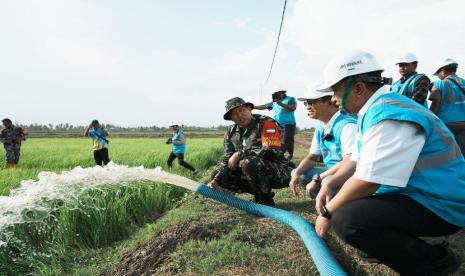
{"left": 255, "top": 85, "right": 297, "bottom": 159}
{"left": 313, "top": 50, "right": 465, "bottom": 275}
{"left": 288, "top": 88, "right": 356, "bottom": 200}
{"left": 429, "top": 58, "right": 465, "bottom": 156}
{"left": 391, "top": 53, "right": 430, "bottom": 107}
{"left": 166, "top": 121, "right": 197, "bottom": 178}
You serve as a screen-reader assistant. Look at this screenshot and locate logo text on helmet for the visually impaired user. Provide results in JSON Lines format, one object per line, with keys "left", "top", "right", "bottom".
{"left": 339, "top": 60, "right": 362, "bottom": 70}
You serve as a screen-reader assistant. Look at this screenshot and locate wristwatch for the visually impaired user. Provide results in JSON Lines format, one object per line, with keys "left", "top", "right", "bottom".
{"left": 312, "top": 173, "right": 321, "bottom": 184}
{"left": 320, "top": 205, "right": 332, "bottom": 219}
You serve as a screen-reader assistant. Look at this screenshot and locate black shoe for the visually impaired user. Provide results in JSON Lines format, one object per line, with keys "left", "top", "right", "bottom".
{"left": 254, "top": 192, "right": 275, "bottom": 207}
{"left": 426, "top": 244, "right": 461, "bottom": 276}
{"left": 356, "top": 249, "right": 381, "bottom": 264}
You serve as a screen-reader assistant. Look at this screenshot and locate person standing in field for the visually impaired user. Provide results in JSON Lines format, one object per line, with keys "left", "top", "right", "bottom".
{"left": 84, "top": 120, "right": 110, "bottom": 166}
{"left": 0, "top": 118, "right": 28, "bottom": 168}
{"left": 429, "top": 58, "right": 465, "bottom": 156}
{"left": 166, "top": 121, "right": 197, "bottom": 179}
{"left": 254, "top": 86, "right": 297, "bottom": 159}
{"left": 390, "top": 53, "right": 430, "bottom": 107}
{"left": 208, "top": 97, "right": 295, "bottom": 207}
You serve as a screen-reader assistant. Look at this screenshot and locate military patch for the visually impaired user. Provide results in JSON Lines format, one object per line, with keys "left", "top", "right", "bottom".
{"left": 261, "top": 120, "right": 282, "bottom": 149}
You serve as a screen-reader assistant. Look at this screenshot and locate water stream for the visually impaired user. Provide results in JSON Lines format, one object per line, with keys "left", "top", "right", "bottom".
{"left": 0, "top": 162, "right": 199, "bottom": 246}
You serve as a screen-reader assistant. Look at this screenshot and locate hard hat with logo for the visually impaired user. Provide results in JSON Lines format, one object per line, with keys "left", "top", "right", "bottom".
{"left": 169, "top": 121, "right": 180, "bottom": 127}
{"left": 298, "top": 86, "right": 334, "bottom": 101}
{"left": 317, "top": 50, "right": 384, "bottom": 92}
{"left": 433, "top": 58, "right": 458, "bottom": 76}
{"left": 395, "top": 53, "right": 418, "bottom": 65}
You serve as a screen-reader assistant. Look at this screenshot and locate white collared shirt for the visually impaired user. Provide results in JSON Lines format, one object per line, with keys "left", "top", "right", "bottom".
{"left": 309, "top": 111, "right": 357, "bottom": 156}
{"left": 350, "top": 87, "right": 426, "bottom": 187}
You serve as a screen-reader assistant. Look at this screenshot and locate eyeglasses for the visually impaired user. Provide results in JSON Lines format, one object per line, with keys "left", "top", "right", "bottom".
{"left": 303, "top": 99, "right": 322, "bottom": 107}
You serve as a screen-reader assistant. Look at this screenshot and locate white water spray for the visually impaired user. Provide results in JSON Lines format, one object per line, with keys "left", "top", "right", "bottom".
{"left": 0, "top": 162, "right": 199, "bottom": 241}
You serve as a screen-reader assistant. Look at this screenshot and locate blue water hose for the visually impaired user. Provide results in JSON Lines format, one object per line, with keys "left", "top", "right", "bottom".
{"left": 195, "top": 184, "right": 347, "bottom": 276}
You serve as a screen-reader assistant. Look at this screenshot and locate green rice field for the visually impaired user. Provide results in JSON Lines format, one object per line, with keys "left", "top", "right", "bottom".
{"left": 0, "top": 138, "right": 223, "bottom": 275}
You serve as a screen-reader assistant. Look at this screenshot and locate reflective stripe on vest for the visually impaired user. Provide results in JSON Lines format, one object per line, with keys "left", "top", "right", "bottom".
{"left": 316, "top": 113, "right": 357, "bottom": 168}
{"left": 391, "top": 73, "right": 428, "bottom": 107}
{"left": 358, "top": 92, "right": 465, "bottom": 227}
{"left": 433, "top": 75, "right": 465, "bottom": 123}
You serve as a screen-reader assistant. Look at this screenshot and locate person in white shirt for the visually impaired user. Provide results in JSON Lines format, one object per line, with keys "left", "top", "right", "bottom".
{"left": 314, "top": 50, "right": 465, "bottom": 275}
{"left": 289, "top": 89, "right": 356, "bottom": 199}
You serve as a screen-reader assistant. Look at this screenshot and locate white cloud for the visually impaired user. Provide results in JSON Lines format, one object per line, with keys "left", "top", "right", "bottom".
{"left": 284, "top": 0, "right": 465, "bottom": 81}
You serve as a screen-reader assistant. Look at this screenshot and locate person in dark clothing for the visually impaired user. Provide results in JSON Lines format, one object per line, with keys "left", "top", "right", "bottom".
{"left": 208, "top": 97, "right": 295, "bottom": 206}
{"left": 0, "top": 118, "right": 28, "bottom": 168}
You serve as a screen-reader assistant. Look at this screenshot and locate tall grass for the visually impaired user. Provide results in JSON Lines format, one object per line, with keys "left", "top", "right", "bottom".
{"left": 0, "top": 138, "right": 222, "bottom": 274}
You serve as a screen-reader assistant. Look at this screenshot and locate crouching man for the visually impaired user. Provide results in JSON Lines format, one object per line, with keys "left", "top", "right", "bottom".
{"left": 289, "top": 89, "right": 356, "bottom": 198}
{"left": 208, "top": 97, "right": 295, "bottom": 207}
{"left": 315, "top": 50, "right": 465, "bottom": 275}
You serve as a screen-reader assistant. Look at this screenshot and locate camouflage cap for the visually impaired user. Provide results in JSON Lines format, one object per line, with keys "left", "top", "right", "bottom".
{"left": 223, "top": 97, "right": 254, "bottom": 120}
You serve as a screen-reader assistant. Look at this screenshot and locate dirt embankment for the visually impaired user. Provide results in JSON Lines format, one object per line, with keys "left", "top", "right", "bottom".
{"left": 108, "top": 221, "right": 220, "bottom": 276}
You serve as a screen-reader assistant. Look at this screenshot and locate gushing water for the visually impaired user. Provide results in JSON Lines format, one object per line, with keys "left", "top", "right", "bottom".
{"left": 0, "top": 162, "right": 199, "bottom": 245}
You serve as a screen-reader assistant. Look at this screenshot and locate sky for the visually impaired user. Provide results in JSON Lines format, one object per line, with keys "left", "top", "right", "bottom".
{"left": 1, "top": 0, "right": 464, "bottom": 128}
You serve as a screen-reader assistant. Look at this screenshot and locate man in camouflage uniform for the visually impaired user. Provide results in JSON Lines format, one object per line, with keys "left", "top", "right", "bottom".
{"left": 0, "top": 118, "right": 28, "bottom": 168}
{"left": 208, "top": 97, "right": 295, "bottom": 206}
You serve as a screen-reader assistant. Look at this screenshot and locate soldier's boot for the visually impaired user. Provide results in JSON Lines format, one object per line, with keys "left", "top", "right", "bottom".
{"left": 5, "top": 163, "right": 14, "bottom": 169}
{"left": 254, "top": 192, "right": 275, "bottom": 207}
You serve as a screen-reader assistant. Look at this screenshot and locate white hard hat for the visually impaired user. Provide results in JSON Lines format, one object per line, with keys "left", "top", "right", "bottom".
{"left": 317, "top": 50, "right": 384, "bottom": 92}
{"left": 433, "top": 58, "right": 458, "bottom": 76}
{"left": 272, "top": 85, "right": 286, "bottom": 93}
{"left": 169, "top": 121, "right": 179, "bottom": 127}
{"left": 395, "top": 53, "right": 418, "bottom": 65}
{"left": 298, "top": 86, "right": 334, "bottom": 101}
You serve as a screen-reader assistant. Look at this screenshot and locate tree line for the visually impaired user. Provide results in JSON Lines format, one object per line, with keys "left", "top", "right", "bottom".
{"left": 15, "top": 123, "right": 232, "bottom": 133}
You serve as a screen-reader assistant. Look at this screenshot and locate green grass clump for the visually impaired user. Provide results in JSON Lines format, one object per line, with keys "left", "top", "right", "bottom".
{"left": 0, "top": 183, "right": 184, "bottom": 275}
{"left": 0, "top": 138, "right": 223, "bottom": 275}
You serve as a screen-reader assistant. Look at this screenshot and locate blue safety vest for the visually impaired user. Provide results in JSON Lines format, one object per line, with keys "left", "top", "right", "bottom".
{"left": 391, "top": 73, "right": 428, "bottom": 107}
{"left": 315, "top": 113, "right": 357, "bottom": 168}
{"left": 172, "top": 129, "right": 186, "bottom": 154}
{"left": 88, "top": 128, "right": 108, "bottom": 150}
{"left": 432, "top": 74, "right": 465, "bottom": 123}
{"left": 358, "top": 92, "right": 465, "bottom": 227}
{"left": 266, "top": 96, "right": 297, "bottom": 126}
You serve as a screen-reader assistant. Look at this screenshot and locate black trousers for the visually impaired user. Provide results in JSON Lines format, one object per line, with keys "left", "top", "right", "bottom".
{"left": 281, "top": 123, "right": 296, "bottom": 158}
{"left": 332, "top": 194, "right": 461, "bottom": 275}
{"left": 167, "top": 152, "right": 195, "bottom": 172}
{"left": 452, "top": 128, "right": 465, "bottom": 157}
{"left": 93, "top": 148, "right": 110, "bottom": 166}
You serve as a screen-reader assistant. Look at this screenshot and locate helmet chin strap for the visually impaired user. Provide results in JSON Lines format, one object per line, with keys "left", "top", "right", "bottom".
{"left": 340, "top": 77, "right": 354, "bottom": 114}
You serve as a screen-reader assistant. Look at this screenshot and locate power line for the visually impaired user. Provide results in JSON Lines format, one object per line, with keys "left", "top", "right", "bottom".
{"left": 265, "top": 0, "right": 288, "bottom": 84}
